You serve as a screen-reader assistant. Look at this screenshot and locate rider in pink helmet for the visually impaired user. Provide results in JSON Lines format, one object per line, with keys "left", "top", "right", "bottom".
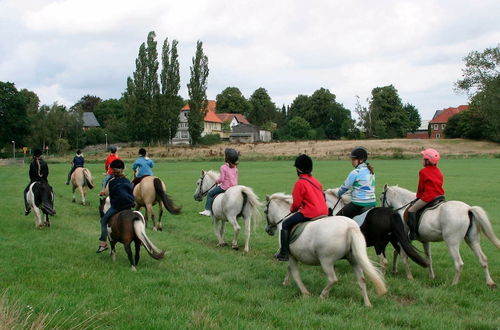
{"left": 407, "top": 148, "right": 445, "bottom": 240}
{"left": 421, "top": 148, "right": 440, "bottom": 165}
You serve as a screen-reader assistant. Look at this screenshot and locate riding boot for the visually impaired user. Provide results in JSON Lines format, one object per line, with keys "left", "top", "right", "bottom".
{"left": 407, "top": 212, "right": 418, "bottom": 240}
{"left": 275, "top": 229, "right": 290, "bottom": 261}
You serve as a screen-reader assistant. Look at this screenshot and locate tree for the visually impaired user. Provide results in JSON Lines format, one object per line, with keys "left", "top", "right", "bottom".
{"left": 187, "top": 40, "right": 209, "bottom": 145}
{"left": 469, "top": 75, "right": 500, "bottom": 141}
{"left": 93, "top": 98, "right": 129, "bottom": 142}
{"left": 248, "top": 87, "right": 276, "bottom": 127}
{"left": 354, "top": 95, "right": 373, "bottom": 138}
{"left": 145, "top": 31, "right": 161, "bottom": 143}
{"left": 288, "top": 95, "right": 310, "bottom": 120}
{"left": 287, "top": 116, "right": 312, "bottom": 140}
{"left": 70, "top": 95, "right": 102, "bottom": 113}
{"left": 403, "top": 103, "right": 421, "bottom": 133}
{"left": 215, "top": 87, "right": 250, "bottom": 114}
{"left": 0, "top": 81, "right": 30, "bottom": 147}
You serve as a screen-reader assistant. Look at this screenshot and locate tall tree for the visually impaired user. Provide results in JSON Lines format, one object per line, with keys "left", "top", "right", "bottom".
{"left": 160, "top": 38, "right": 182, "bottom": 143}
{"left": 0, "top": 81, "right": 30, "bottom": 147}
{"left": 354, "top": 95, "right": 373, "bottom": 138}
{"left": 145, "top": 31, "right": 160, "bottom": 143}
{"left": 455, "top": 44, "right": 500, "bottom": 95}
{"left": 369, "top": 85, "right": 409, "bottom": 138}
{"left": 215, "top": 87, "right": 250, "bottom": 114}
{"left": 248, "top": 88, "right": 276, "bottom": 127}
{"left": 288, "top": 94, "right": 310, "bottom": 120}
{"left": 187, "top": 40, "right": 209, "bottom": 145}
{"left": 70, "top": 95, "right": 102, "bottom": 113}
{"left": 403, "top": 103, "right": 421, "bottom": 133}
{"left": 125, "top": 42, "right": 148, "bottom": 141}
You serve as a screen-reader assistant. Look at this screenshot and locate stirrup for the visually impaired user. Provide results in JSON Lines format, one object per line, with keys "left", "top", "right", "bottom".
{"left": 96, "top": 245, "right": 108, "bottom": 253}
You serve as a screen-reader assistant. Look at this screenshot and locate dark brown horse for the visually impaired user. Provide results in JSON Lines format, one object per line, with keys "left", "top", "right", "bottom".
{"left": 99, "top": 197, "right": 165, "bottom": 271}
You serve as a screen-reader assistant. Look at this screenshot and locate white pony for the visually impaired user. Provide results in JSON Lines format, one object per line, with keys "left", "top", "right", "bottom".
{"left": 193, "top": 170, "right": 262, "bottom": 253}
{"left": 382, "top": 185, "right": 500, "bottom": 288}
{"left": 265, "top": 193, "right": 387, "bottom": 306}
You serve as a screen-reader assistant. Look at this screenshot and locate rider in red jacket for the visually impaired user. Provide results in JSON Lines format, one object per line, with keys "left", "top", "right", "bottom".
{"left": 275, "top": 154, "right": 328, "bottom": 261}
{"left": 407, "top": 148, "right": 445, "bottom": 240}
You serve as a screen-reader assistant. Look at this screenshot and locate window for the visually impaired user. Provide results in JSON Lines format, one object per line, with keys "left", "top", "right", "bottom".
{"left": 433, "top": 124, "right": 439, "bottom": 130}
{"left": 436, "top": 133, "right": 441, "bottom": 139}
{"left": 442, "top": 124, "right": 446, "bottom": 129}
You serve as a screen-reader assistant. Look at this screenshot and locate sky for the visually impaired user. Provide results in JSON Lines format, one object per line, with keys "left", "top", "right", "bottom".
{"left": 1, "top": 0, "right": 499, "bottom": 120}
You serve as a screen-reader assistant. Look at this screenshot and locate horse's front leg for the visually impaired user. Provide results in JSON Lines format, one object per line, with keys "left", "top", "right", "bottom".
{"left": 319, "top": 258, "right": 338, "bottom": 299}
{"left": 374, "top": 245, "right": 388, "bottom": 275}
{"left": 33, "top": 207, "right": 42, "bottom": 228}
{"left": 228, "top": 217, "right": 241, "bottom": 250}
{"left": 45, "top": 213, "right": 50, "bottom": 227}
{"left": 423, "top": 242, "right": 435, "bottom": 280}
{"left": 288, "top": 257, "right": 311, "bottom": 297}
{"left": 72, "top": 186, "right": 76, "bottom": 203}
{"left": 146, "top": 204, "right": 157, "bottom": 231}
{"left": 213, "top": 219, "right": 227, "bottom": 247}
{"left": 282, "top": 268, "right": 291, "bottom": 286}
{"left": 110, "top": 240, "right": 117, "bottom": 262}
{"left": 446, "top": 241, "right": 464, "bottom": 285}
{"left": 392, "top": 249, "right": 399, "bottom": 274}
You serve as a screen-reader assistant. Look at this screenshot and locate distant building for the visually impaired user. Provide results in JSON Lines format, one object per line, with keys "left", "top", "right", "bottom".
{"left": 216, "top": 113, "right": 250, "bottom": 128}
{"left": 172, "top": 100, "right": 223, "bottom": 145}
{"left": 229, "top": 123, "right": 271, "bottom": 143}
{"left": 429, "top": 105, "right": 468, "bottom": 139}
{"left": 82, "top": 112, "right": 100, "bottom": 130}
{"left": 406, "top": 120, "right": 430, "bottom": 139}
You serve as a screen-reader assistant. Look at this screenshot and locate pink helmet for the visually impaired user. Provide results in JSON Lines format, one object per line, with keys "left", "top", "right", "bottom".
{"left": 421, "top": 148, "right": 440, "bottom": 165}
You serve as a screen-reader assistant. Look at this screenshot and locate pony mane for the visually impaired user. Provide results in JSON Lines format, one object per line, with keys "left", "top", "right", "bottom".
{"left": 268, "top": 193, "right": 293, "bottom": 207}
{"left": 205, "top": 170, "right": 220, "bottom": 181}
{"left": 324, "top": 188, "right": 352, "bottom": 203}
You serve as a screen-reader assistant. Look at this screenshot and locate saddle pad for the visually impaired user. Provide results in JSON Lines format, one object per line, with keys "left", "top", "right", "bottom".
{"left": 290, "top": 216, "right": 328, "bottom": 244}
{"left": 352, "top": 209, "right": 371, "bottom": 227}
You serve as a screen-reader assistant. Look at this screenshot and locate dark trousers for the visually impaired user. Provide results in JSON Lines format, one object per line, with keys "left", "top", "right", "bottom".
{"left": 100, "top": 207, "right": 118, "bottom": 241}
{"left": 67, "top": 165, "right": 82, "bottom": 182}
{"left": 336, "top": 202, "right": 365, "bottom": 218}
{"left": 205, "top": 186, "right": 225, "bottom": 211}
{"left": 282, "top": 212, "right": 309, "bottom": 231}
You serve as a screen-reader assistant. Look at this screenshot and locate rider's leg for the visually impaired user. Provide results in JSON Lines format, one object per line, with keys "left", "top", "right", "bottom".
{"left": 407, "top": 199, "right": 427, "bottom": 240}
{"left": 97, "top": 207, "right": 116, "bottom": 252}
{"left": 66, "top": 166, "right": 76, "bottom": 185}
{"left": 275, "top": 213, "right": 307, "bottom": 261}
{"left": 200, "top": 186, "right": 225, "bottom": 216}
{"left": 336, "top": 202, "right": 363, "bottom": 218}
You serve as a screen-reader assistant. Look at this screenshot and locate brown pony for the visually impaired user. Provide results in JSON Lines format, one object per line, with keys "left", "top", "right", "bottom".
{"left": 71, "top": 167, "right": 94, "bottom": 205}
{"left": 133, "top": 176, "right": 181, "bottom": 231}
{"left": 99, "top": 197, "right": 165, "bottom": 271}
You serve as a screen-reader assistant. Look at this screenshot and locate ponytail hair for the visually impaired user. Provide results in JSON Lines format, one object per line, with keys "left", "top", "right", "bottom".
{"left": 366, "top": 162, "right": 375, "bottom": 175}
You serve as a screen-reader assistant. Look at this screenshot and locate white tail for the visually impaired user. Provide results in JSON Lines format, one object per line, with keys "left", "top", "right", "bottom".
{"left": 348, "top": 227, "right": 387, "bottom": 296}
{"left": 83, "top": 168, "right": 94, "bottom": 189}
{"left": 470, "top": 206, "right": 500, "bottom": 249}
{"left": 240, "top": 186, "right": 263, "bottom": 230}
{"left": 133, "top": 212, "right": 165, "bottom": 259}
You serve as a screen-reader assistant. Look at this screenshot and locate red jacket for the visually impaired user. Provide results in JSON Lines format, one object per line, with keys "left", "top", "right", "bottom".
{"left": 416, "top": 165, "right": 444, "bottom": 202}
{"left": 291, "top": 174, "right": 328, "bottom": 218}
{"left": 104, "top": 153, "right": 120, "bottom": 175}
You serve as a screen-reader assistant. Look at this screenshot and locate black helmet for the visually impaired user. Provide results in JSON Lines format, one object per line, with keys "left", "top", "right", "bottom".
{"left": 225, "top": 148, "right": 239, "bottom": 164}
{"left": 110, "top": 159, "right": 125, "bottom": 169}
{"left": 33, "top": 149, "right": 43, "bottom": 157}
{"left": 350, "top": 147, "right": 368, "bottom": 161}
{"left": 294, "top": 154, "right": 313, "bottom": 174}
{"left": 109, "top": 145, "right": 117, "bottom": 153}
{"left": 138, "top": 148, "right": 147, "bottom": 156}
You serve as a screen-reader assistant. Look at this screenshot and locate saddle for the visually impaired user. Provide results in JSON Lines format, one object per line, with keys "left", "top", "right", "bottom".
{"left": 289, "top": 215, "right": 328, "bottom": 244}
{"left": 352, "top": 207, "right": 374, "bottom": 227}
{"left": 404, "top": 195, "right": 446, "bottom": 226}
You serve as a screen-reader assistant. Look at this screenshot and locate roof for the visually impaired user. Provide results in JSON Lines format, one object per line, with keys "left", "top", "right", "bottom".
{"left": 216, "top": 113, "right": 250, "bottom": 124}
{"left": 429, "top": 105, "right": 468, "bottom": 124}
{"left": 82, "top": 112, "right": 100, "bottom": 127}
{"left": 181, "top": 100, "right": 222, "bottom": 123}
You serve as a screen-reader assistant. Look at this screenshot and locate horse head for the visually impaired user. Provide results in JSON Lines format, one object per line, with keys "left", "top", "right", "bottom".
{"left": 38, "top": 182, "right": 56, "bottom": 216}
{"left": 193, "top": 170, "right": 218, "bottom": 202}
{"left": 380, "top": 185, "right": 415, "bottom": 209}
{"left": 264, "top": 193, "right": 292, "bottom": 236}
{"left": 98, "top": 196, "right": 110, "bottom": 217}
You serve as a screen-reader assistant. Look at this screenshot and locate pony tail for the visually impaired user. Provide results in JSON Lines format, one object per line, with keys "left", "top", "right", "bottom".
{"left": 367, "top": 162, "right": 375, "bottom": 175}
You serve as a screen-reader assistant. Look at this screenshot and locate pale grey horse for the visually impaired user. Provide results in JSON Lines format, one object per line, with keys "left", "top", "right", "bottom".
{"left": 265, "top": 193, "right": 387, "bottom": 307}
{"left": 382, "top": 185, "right": 500, "bottom": 288}
{"left": 193, "top": 170, "right": 262, "bottom": 253}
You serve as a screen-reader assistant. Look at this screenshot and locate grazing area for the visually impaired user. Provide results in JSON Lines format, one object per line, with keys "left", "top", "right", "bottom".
{"left": 0, "top": 158, "right": 499, "bottom": 328}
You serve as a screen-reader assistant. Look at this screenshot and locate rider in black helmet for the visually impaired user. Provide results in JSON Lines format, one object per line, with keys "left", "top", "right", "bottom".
{"left": 335, "top": 147, "right": 376, "bottom": 218}
{"left": 24, "top": 148, "right": 49, "bottom": 215}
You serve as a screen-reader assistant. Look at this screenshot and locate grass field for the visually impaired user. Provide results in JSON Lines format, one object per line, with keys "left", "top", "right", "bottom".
{"left": 0, "top": 159, "right": 499, "bottom": 329}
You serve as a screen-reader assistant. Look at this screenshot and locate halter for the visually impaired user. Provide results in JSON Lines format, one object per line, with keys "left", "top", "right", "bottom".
{"left": 381, "top": 189, "right": 412, "bottom": 211}
{"left": 196, "top": 172, "right": 216, "bottom": 198}
{"left": 264, "top": 199, "right": 291, "bottom": 230}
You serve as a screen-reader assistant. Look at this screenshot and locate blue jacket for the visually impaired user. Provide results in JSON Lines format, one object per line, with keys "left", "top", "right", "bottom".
{"left": 72, "top": 155, "right": 84, "bottom": 167}
{"left": 337, "top": 163, "right": 376, "bottom": 206}
{"left": 132, "top": 156, "right": 154, "bottom": 178}
{"left": 108, "top": 176, "right": 135, "bottom": 210}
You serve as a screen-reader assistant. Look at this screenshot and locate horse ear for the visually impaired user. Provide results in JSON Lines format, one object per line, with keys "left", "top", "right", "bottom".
{"left": 383, "top": 184, "right": 388, "bottom": 191}
{"left": 266, "top": 195, "right": 269, "bottom": 202}
{"left": 201, "top": 169, "right": 205, "bottom": 175}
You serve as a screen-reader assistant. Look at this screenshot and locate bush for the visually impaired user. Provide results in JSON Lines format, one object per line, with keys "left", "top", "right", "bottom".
{"left": 199, "top": 134, "right": 222, "bottom": 145}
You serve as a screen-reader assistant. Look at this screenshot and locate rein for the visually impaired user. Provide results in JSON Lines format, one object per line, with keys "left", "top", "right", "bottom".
{"left": 265, "top": 199, "right": 291, "bottom": 229}
{"left": 381, "top": 189, "right": 413, "bottom": 211}
{"left": 197, "top": 173, "right": 217, "bottom": 197}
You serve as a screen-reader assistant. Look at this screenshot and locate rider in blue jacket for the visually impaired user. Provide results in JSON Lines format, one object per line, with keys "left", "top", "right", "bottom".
{"left": 66, "top": 149, "right": 85, "bottom": 185}
{"left": 132, "top": 148, "right": 154, "bottom": 187}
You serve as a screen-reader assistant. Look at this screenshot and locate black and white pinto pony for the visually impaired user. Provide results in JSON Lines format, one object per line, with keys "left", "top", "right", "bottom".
{"left": 382, "top": 185, "right": 500, "bottom": 288}
{"left": 25, "top": 181, "right": 56, "bottom": 228}
{"left": 324, "top": 188, "right": 428, "bottom": 277}
{"left": 99, "top": 197, "right": 165, "bottom": 271}
{"left": 193, "top": 170, "right": 262, "bottom": 253}
{"left": 265, "top": 193, "right": 387, "bottom": 306}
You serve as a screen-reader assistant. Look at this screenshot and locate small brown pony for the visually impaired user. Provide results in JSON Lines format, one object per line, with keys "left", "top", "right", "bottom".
{"left": 133, "top": 176, "right": 181, "bottom": 231}
{"left": 99, "top": 197, "right": 165, "bottom": 271}
{"left": 71, "top": 167, "right": 94, "bottom": 205}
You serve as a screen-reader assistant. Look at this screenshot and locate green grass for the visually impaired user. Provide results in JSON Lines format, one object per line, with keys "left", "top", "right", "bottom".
{"left": 0, "top": 159, "right": 499, "bottom": 329}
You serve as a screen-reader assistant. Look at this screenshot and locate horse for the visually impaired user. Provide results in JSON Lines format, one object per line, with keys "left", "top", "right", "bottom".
{"left": 193, "top": 170, "right": 262, "bottom": 253}
{"left": 381, "top": 185, "right": 500, "bottom": 288}
{"left": 70, "top": 167, "right": 94, "bottom": 205}
{"left": 25, "top": 181, "right": 56, "bottom": 228}
{"left": 99, "top": 197, "right": 165, "bottom": 271}
{"left": 324, "top": 188, "right": 428, "bottom": 277}
{"left": 133, "top": 176, "right": 182, "bottom": 231}
{"left": 264, "top": 193, "right": 387, "bottom": 306}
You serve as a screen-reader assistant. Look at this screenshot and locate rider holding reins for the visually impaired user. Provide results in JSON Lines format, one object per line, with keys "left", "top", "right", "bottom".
{"left": 335, "top": 146, "right": 376, "bottom": 218}
{"left": 407, "top": 148, "right": 445, "bottom": 240}
{"left": 132, "top": 148, "right": 154, "bottom": 187}
{"left": 65, "top": 149, "right": 84, "bottom": 185}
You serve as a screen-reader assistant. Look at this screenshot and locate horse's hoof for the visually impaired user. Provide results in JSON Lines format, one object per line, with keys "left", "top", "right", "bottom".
{"left": 153, "top": 227, "right": 158, "bottom": 232}
{"left": 487, "top": 283, "right": 497, "bottom": 289}
{"left": 157, "top": 227, "right": 163, "bottom": 232}
{"left": 320, "top": 293, "right": 329, "bottom": 300}
{"left": 217, "top": 243, "right": 228, "bottom": 247}
{"left": 232, "top": 245, "right": 239, "bottom": 250}
{"left": 72, "top": 199, "right": 75, "bottom": 203}
{"left": 131, "top": 266, "right": 137, "bottom": 272}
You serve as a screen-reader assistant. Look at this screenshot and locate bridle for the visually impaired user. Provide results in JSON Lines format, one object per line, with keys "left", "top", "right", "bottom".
{"left": 196, "top": 172, "right": 216, "bottom": 198}
{"left": 381, "top": 189, "right": 413, "bottom": 211}
{"left": 264, "top": 199, "right": 291, "bottom": 234}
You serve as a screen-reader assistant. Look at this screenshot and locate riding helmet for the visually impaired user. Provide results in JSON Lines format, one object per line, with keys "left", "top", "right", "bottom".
{"left": 294, "top": 154, "right": 313, "bottom": 174}
{"left": 421, "top": 148, "right": 440, "bottom": 165}
{"left": 33, "top": 149, "right": 43, "bottom": 157}
{"left": 109, "top": 145, "right": 117, "bottom": 153}
{"left": 110, "top": 159, "right": 125, "bottom": 169}
{"left": 225, "top": 148, "right": 239, "bottom": 164}
{"left": 350, "top": 146, "right": 368, "bottom": 161}
{"left": 138, "top": 148, "right": 147, "bottom": 156}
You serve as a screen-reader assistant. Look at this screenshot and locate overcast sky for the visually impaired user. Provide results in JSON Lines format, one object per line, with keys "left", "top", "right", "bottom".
{"left": 1, "top": 0, "right": 499, "bottom": 120}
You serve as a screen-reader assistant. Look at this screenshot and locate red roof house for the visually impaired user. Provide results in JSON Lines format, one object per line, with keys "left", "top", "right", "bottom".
{"left": 429, "top": 105, "right": 468, "bottom": 139}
